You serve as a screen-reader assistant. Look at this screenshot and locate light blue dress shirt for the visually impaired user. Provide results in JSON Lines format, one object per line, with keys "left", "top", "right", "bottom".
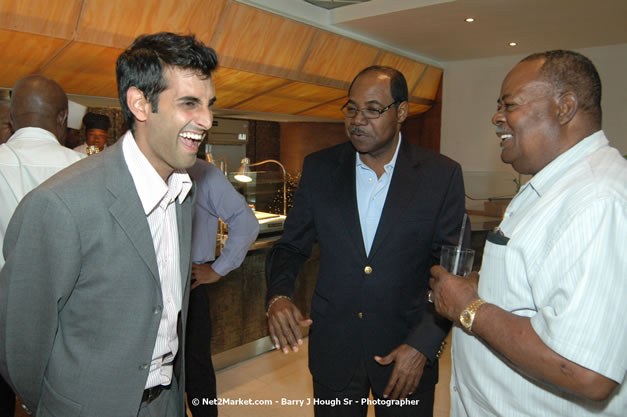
{"left": 188, "top": 159, "right": 259, "bottom": 276}
{"left": 355, "top": 135, "right": 402, "bottom": 256}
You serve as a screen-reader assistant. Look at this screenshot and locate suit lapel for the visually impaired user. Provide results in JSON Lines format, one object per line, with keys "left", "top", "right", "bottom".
{"left": 176, "top": 186, "right": 194, "bottom": 290}
{"left": 368, "top": 140, "right": 422, "bottom": 260}
{"left": 332, "top": 144, "right": 368, "bottom": 259}
{"left": 104, "top": 142, "right": 160, "bottom": 284}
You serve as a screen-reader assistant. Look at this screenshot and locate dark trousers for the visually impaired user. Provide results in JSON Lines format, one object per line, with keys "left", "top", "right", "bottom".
{"left": 313, "top": 353, "right": 434, "bottom": 417}
{"left": 0, "top": 376, "right": 15, "bottom": 417}
{"left": 185, "top": 285, "right": 218, "bottom": 417}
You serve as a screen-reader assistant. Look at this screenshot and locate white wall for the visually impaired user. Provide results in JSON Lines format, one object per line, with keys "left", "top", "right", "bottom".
{"left": 440, "top": 43, "right": 627, "bottom": 206}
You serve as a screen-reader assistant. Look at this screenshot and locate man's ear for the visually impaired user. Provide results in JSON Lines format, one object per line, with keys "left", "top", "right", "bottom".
{"left": 396, "top": 100, "right": 409, "bottom": 124}
{"left": 557, "top": 92, "right": 577, "bottom": 125}
{"left": 56, "top": 109, "right": 68, "bottom": 144}
{"left": 126, "top": 87, "right": 150, "bottom": 123}
{"left": 57, "top": 108, "right": 68, "bottom": 126}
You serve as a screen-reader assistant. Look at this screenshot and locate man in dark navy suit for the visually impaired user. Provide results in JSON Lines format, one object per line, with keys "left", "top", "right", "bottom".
{"left": 265, "top": 66, "right": 468, "bottom": 417}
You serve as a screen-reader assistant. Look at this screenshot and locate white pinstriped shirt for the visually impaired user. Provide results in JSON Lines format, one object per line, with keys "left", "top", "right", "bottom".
{"left": 451, "top": 131, "right": 627, "bottom": 416}
{"left": 122, "top": 132, "right": 192, "bottom": 389}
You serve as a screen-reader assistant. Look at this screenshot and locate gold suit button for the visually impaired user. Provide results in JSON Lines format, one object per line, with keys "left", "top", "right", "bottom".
{"left": 358, "top": 312, "right": 363, "bottom": 319}
{"left": 364, "top": 266, "right": 372, "bottom": 275}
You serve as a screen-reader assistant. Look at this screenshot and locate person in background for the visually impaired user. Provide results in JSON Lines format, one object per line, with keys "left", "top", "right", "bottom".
{"left": 0, "top": 74, "right": 85, "bottom": 417}
{"left": 65, "top": 127, "right": 83, "bottom": 149}
{"left": 185, "top": 158, "right": 259, "bottom": 417}
{"left": 265, "top": 65, "right": 468, "bottom": 417}
{"left": 429, "top": 50, "right": 626, "bottom": 416}
{"left": 0, "top": 96, "right": 14, "bottom": 417}
{"left": 74, "top": 112, "right": 111, "bottom": 154}
{"left": 0, "top": 74, "right": 86, "bottom": 269}
{"left": 0, "top": 100, "right": 11, "bottom": 143}
{"left": 0, "top": 32, "right": 218, "bottom": 417}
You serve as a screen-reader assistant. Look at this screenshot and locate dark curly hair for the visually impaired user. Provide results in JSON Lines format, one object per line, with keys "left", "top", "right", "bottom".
{"left": 116, "top": 32, "right": 219, "bottom": 131}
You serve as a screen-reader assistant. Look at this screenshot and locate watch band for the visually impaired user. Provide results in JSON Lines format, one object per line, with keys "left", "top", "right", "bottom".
{"left": 460, "top": 298, "right": 487, "bottom": 332}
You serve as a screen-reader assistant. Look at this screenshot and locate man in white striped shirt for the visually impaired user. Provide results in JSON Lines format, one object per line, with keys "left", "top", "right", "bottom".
{"left": 429, "top": 50, "right": 626, "bottom": 416}
{"left": 0, "top": 32, "right": 218, "bottom": 417}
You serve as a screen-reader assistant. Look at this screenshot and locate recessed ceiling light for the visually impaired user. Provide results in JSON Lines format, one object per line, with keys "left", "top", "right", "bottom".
{"left": 465, "top": 17, "right": 475, "bottom": 23}
{"left": 509, "top": 42, "right": 518, "bottom": 46}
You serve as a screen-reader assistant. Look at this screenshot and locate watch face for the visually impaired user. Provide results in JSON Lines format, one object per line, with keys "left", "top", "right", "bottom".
{"left": 461, "top": 311, "right": 472, "bottom": 328}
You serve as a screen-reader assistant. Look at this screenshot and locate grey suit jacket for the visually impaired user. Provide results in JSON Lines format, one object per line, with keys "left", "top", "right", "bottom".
{"left": 0, "top": 140, "right": 194, "bottom": 417}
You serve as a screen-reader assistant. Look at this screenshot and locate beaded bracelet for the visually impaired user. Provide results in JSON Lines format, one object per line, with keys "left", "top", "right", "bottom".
{"left": 266, "top": 295, "right": 291, "bottom": 318}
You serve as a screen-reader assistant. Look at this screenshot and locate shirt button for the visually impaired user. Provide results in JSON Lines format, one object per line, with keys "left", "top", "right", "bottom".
{"left": 364, "top": 266, "right": 372, "bottom": 275}
{"left": 139, "top": 363, "right": 149, "bottom": 370}
{"left": 153, "top": 306, "right": 162, "bottom": 315}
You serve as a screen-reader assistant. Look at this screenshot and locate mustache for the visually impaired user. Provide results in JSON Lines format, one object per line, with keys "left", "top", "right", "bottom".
{"left": 495, "top": 127, "right": 512, "bottom": 135}
{"left": 350, "top": 127, "right": 366, "bottom": 135}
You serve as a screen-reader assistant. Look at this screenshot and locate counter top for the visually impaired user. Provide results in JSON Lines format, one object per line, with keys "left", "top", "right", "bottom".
{"left": 248, "top": 234, "right": 281, "bottom": 251}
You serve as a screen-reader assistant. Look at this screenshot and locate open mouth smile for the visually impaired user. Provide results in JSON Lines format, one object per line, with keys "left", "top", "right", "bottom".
{"left": 179, "top": 131, "right": 205, "bottom": 151}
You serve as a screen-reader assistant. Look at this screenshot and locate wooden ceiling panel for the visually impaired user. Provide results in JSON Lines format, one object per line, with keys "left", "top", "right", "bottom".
{"left": 298, "top": 98, "right": 346, "bottom": 120}
{"left": 270, "top": 82, "right": 346, "bottom": 103}
{"left": 412, "top": 67, "right": 443, "bottom": 101}
{"left": 213, "top": 3, "right": 317, "bottom": 76}
{"left": 231, "top": 81, "right": 346, "bottom": 114}
{"left": 233, "top": 96, "right": 319, "bottom": 114}
{"left": 213, "top": 67, "right": 286, "bottom": 95}
{"left": 42, "top": 42, "right": 122, "bottom": 97}
{"left": 302, "top": 31, "right": 379, "bottom": 84}
{"left": 0, "top": 0, "right": 81, "bottom": 39}
{"left": 408, "top": 103, "right": 432, "bottom": 115}
{"left": 0, "top": 1, "right": 439, "bottom": 119}
{"left": 76, "top": 0, "right": 227, "bottom": 49}
{"left": 214, "top": 90, "right": 257, "bottom": 109}
{"left": 377, "top": 52, "right": 427, "bottom": 91}
{"left": 0, "top": 30, "right": 68, "bottom": 88}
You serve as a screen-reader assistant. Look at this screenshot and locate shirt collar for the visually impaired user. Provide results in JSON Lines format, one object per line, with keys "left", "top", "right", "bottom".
{"left": 355, "top": 132, "right": 403, "bottom": 174}
{"left": 8, "top": 127, "right": 61, "bottom": 144}
{"left": 525, "top": 130, "right": 607, "bottom": 198}
{"left": 122, "top": 130, "right": 192, "bottom": 215}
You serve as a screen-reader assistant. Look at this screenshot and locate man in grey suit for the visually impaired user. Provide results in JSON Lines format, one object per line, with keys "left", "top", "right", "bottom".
{"left": 0, "top": 32, "right": 218, "bottom": 417}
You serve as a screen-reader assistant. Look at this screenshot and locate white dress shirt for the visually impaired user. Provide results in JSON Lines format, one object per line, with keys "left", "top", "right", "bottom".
{"left": 0, "top": 127, "right": 85, "bottom": 269}
{"left": 122, "top": 131, "right": 192, "bottom": 388}
{"left": 451, "top": 131, "right": 627, "bottom": 416}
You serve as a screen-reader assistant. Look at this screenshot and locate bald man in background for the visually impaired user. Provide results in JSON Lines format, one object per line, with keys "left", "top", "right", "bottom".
{"left": 0, "top": 100, "right": 11, "bottom": 143}
{"left": 0, "top": 74, "right": 85, "bottom": 416}
{"left": 0, "top": 97, "right": 14, "bottom": 417}
{"left": 0, "top": 74, "right": 86, "bottom": 267}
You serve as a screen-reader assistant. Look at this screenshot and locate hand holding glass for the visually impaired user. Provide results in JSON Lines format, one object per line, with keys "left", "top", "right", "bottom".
{"left": 440, "top": 245, "right": 475, "bottom": 276}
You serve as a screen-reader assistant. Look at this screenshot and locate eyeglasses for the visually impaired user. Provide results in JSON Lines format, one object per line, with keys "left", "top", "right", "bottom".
{"left": 341, "top": 101, "right": 398, "bottom": 119}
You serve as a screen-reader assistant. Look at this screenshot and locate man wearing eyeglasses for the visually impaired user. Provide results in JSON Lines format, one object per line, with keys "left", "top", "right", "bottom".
{"left": 265, "top": 66, "right": 468, "bottom": 417}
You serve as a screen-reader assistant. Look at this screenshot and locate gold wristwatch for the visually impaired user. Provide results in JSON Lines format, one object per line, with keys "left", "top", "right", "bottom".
{"left": 459, "top": 298, "right": 486, "bottom": 332}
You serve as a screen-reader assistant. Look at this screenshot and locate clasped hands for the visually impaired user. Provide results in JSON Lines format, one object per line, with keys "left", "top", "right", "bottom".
{"left": 266, "top": 297, "right": 427, "bottom": 399}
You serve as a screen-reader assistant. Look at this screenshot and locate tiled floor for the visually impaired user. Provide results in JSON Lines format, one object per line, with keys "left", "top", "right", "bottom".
{"left": 15, "top": 333, "right": 452, "bottom": 417}
{"left": 211, "top": 332, "right": 452, "bottom": 417}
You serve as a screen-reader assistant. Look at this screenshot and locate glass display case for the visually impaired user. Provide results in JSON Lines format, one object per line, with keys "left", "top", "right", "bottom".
{"left": 227, "top": 170, "right": 287, "bottom": 236}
